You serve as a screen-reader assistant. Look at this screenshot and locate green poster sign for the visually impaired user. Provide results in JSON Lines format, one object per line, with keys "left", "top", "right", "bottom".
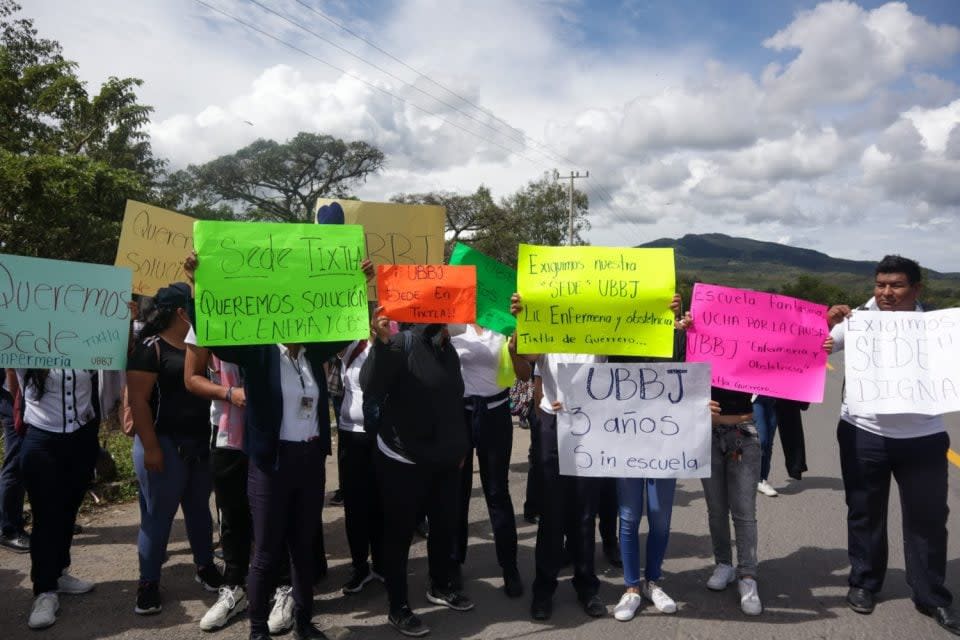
{"left": 0, "top": 253, "right": 132, "bottom": 370}
{"left": 448, "top": 242, "right": 517, "bottom": 335}
{"left": 193, "top": 221, "right": 369, "bottom": 345}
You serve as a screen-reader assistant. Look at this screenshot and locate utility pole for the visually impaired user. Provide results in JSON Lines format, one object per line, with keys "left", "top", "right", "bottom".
{"left": 554, "top": 169, "right": 589, "bottom": 245}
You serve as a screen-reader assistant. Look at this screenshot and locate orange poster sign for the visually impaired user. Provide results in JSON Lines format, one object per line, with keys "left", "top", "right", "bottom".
{"left": 377, "top": 264, "right": 477, "bottom": 324}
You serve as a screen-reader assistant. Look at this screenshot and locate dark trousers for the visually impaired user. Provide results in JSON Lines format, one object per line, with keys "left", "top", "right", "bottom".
{"left": 596, "top": 478, "right": 618, "bottom": 549}
{"left": 532, "top": 410, "right": 599, "bottom": 601}
{"left": 247, "top": 441, "right": 326, "bottom": 633}
{"left": 0, "top": 390, "right": 26, "bottom": 536}
{"left": 21, "top": 421, "right": 99, "bottom": 595}
{"left": 454, "top": 402, "right": 519, "bottom": 570}
{"left": 340, "top": 430, "right": 384, "bottom": 574}
{"left": 777, "top": 400, "right": 808, "bottom": 479}
{"left": 523, "top": 401, "right": 542, "bottom": 519}
{"left": 211, "top": 447, "right": 251, "bottom": 587}
{"left": 837, "top": 420, "right": 952, "bottom": 608}
{"left": 376, "top": 450, "right": 458, "bottom": 614}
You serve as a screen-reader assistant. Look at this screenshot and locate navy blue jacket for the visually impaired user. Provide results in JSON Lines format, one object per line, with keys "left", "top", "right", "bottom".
{"left": 211, "top": 342, "right": 348, "bottom": 471}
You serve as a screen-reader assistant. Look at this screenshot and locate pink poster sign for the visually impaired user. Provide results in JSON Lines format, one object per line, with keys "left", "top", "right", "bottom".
{"left": 685, "top": 283, "right": 829, "bottom": 403}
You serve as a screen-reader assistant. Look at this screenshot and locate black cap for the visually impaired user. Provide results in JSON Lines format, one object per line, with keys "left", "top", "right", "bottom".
{"left": 154, "top": 282, "right": 192, "bottom": 309}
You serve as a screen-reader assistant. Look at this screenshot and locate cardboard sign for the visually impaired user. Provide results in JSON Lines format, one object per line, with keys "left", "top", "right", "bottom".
{"left": 193, "top": 221, "right": 369, "bottom": 345}
{"left": 556, "top": 362, "right": 712, "bottom": 478}
{"left": 316, "top": 198, "right": 445, "bottom": 299}
{"left": 114, "top": 200, "right": 195, "bottom": 295}
{"left": 448, "top": 242, "right": 516, "bottom": 335}
{"left": 515, "top": 244, "right": 675, "bottom": 356}
{"left": 0, "top": 254, "right": 132, "bottom": 370}
{"left": 376, "top": 264, "right": 476, "bottom": 324}
{"left": 843, "top": 309, "right": 960, "bottom": 415}
{"left": 685, "top": 283, "right": 829, "bottom": 403}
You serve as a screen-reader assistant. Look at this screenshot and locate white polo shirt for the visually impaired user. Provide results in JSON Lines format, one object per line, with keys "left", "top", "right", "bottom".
{"left": 277, "top": 345, "right": 322, "bottom": 442}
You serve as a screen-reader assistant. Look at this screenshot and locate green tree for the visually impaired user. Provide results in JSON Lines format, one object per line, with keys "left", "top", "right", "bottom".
{"left": 0, "top": 0, "right": 162, "bottom": 263}
{"left": 166, "top": 133, "right": 385, "bottom": 222}
{"left": 779, "top": 274, "right": 852, "bottom": 306}
{"left": 391, "top": 186, "right": 502, "bottom": 258}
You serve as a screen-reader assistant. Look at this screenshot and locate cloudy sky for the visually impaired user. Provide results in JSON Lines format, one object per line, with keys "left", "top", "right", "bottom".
{"left": 26, "top": 0, "right": 960, "bottom": 271}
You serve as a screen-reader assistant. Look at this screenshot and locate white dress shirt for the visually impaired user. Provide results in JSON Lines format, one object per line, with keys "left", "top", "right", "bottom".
{"left": 15, "top": 369, "right": 96, "bottom": 433}
{"left": 277, "top": 345, "right": 321, "bottom": 442}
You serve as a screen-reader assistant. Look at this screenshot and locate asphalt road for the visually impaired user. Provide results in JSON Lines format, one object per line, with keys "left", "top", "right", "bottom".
{"left": 1, "top": 356, "right": 958, "bottom": 640}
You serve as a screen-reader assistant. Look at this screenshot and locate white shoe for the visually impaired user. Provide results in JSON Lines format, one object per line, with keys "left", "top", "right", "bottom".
{"left": 642, "top": 580, "right": 677, "bottom": 614}
{"left": 738, "top": 578, "right": 763, "bottom": 616}
{"left": 199, "top": 585, "right": 247, "bottom": 631}
{"left": 267, "top": 585, "right": 295, "bottom": 634}
{"left": 613, "top": 591, "right": 642, "bottom": 621}
{"left": 28, "top": 592, "right": 60, "bottom": 630}
{"left": 757, "top": 480, "right": 778, "bottom": 497}
{"left": 706, "top": 564, "right": 737, "bottom": 591}
{"left": 57, "top": 572, "right": 95, "bottom": 594}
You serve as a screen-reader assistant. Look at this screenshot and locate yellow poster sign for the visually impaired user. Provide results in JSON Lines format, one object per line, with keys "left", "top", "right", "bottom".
{"left": 515, "top": 244, "right": 676, "bottom": 357}
{"left": 315, "top": 198, "right": 445, "bottom": 298}
{"left": 114, "top": 200, "right": 195, "bottom": 296}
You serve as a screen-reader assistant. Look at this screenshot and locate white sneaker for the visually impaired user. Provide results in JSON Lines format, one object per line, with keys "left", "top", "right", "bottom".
{"left": 757, "top": 480, "right": 779, "bottom": 497}
{"left": 57, "top": 572, "right": 95, "bottom": 594}
{"left": 199, "top": 585, "right": 247, "bottom": 631}
{"left": 706, "top": 564, "right": 737, "bottom": 591}
{"left": 642, "top": 580, "right": 677, "bottom": 614}
{"left": 267, "top": 585, "right": 295, "bottom": 634}
{"left": 738, "top": 578, "right": 763, "bottom": 616}
{"left": 613, "top": 591, "right": 642, "bottom": 621}
{"left": 28, "top": 592, "right": 60, "bottom": 629}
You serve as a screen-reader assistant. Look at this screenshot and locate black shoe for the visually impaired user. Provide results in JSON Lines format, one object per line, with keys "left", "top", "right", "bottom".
{"left": 916, "top": 604, "right": 960, "bottom": 636}
{"left": 196, "top": 564, "right": 224, "bottom": 592}
{"left": 415, "top": 520, "right": 429, "bottom": 539}
{"left": 329, "top": 490, "right": 344, "bottom": 507}
{"left": 846, "top": 587, "right": 875, "bottom": 614}
{"left": 342, "top": 568, "right": 374, "bottom": 595}
{"left": 0, "top": 531, "right": 30, "bottom": 553}
{"left": 503, "top": 568, "right": 524, "bottom": 598}
{"left": 426, "top": 586, "right": 474, "bottom": 611}
{"left": 295, "top": 621, "right": 328, "bottom": 640}
{"left": 523, "top": 513, "right": 539, "bottom": 525}
{"left": 134, "top": 581, "right": 162, "bottom": 615}
{"left": 603, "top": 544, "right": 623, "bottom": 568}
{"left": 389, "top": 606, "right": 430, "bottom": 637}
{"left": 250, "top": 633, "right": 271, "bottom": 640}
{"left": 530, "top": 596, "right": 552, "bottom": 621}
{"left": 580, "top": 594, "right": 606, "bottom": 617}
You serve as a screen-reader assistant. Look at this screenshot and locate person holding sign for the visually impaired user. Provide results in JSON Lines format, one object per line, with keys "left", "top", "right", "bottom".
{"left": 449, "top": 324, "right": 531, "bottom": 599}
{"left": 827, "top": 256, "right": 960, "bottom": 634}
{"left": 15, "top": 365, "right": 122, "bottom": 630}
{"left": 361, "top": 310, "right": 473, "bottom": 637}
{"left": 127, "top": 283, "right": 222, "bottom": 616}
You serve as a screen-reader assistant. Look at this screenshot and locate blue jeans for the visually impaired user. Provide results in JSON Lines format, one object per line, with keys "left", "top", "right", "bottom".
{"left": 752, "top": 396, "right": 778, "bottom": 482}
{"left": 616, "top": 478, "right": 676, "bottom": 586}
{"left": 0, "top": 389, "right": 26, "bottom": 536}
{"left": 134, "top": 434, "right": 214, "bottom": 583}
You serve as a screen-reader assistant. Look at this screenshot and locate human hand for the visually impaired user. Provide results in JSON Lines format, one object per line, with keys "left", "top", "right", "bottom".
{"left": 183, "top": 251, "right": 198, "bottom": 283}
{"left": 370, "top": 306, "right": 391, "bottom": 344}
{"left": 510, "top": 293, "right": 523, "bottom": 317}
{"left": 144, "top": 445, "right": 164, "bottom": 473}
{"left": 827, "top": 305, "right": 851, "bottom": 328}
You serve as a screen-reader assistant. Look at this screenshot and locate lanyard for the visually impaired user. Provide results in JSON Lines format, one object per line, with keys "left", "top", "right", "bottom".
{"left": 286, "top": 351, "right": 306, "bottom": 391}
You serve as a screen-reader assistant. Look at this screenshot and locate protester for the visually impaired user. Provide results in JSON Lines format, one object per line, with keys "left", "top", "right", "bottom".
{"left": 361, "top": 310, "right": 473, "bottom": 637}
{"left": 127, "top": 283, "right": 221, "bottom": 615}
{"left": 16, "top": 366, "right": 122, "bottom": 629}
{"left": 0, "top": 369, "right": 29, "bottom": 553}
{"left": 752, "top": 395, "right": 779, "bottom": 497}
{"left": 828, "top": 255, "right": 959, "bottom": 634}
{"left": 450, "top": 324, "right": 530, "bottom": 597}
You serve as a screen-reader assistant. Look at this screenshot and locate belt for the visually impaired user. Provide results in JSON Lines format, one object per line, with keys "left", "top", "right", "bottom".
{"left": 464, "top": 388, "right": 510, "bottom": 412}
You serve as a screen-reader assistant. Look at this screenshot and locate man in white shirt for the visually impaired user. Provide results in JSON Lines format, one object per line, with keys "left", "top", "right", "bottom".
{"left": 828, "top": 255, "right": 958, "bottom": 635}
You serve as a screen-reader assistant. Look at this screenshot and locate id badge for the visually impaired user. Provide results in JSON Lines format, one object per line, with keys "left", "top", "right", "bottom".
{"left": 297, "top": 395, "right": 316, "bottom": 421}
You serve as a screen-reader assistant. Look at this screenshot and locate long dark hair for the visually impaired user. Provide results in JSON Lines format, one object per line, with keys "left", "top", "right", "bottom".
{"left": 24, "top": 369, "right": 50, "bottom": 399}
{"left": 138, "top": 306, "right": 178, "bottom": 340}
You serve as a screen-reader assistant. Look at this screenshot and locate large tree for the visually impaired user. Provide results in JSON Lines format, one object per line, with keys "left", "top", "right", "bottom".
{"left": 391, "top": 186, "right": 502, "bottom": 257}
{"left": 0, "top": 1, "right": 162, "bottom": 263}
{"left": 166, "top": 132, "right": 385, "bottom": 222}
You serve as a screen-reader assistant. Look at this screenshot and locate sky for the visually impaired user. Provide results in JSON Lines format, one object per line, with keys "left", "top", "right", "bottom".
{"left": 25, "top": 0, "right": 960, "bottom": 271}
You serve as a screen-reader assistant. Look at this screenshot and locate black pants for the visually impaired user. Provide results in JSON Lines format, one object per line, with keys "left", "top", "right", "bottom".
{"left": 21, "top": 421, "right": 99, "bottom": 595}
{"left": 532, "top": 410, "right": 599, "bottom": 601}
{"left": 454, "top": 401, "right": 519, "bottom": 570}
{"left": 777, "top": 400, "right": 808, "bottom": 479}
{"left": 837, "top": 420, "right": 952, "bottom": 608}
{"left": 340, "top": 429, "right": 384, "bottom": 574}
{"left": 596, "top": 478, "right": 618, "bottom": 549}
{"left": 523, "top": 402, "right": 542, "bottom": 519}
{"left": 211, "top": 447, "right": 251, "bottom": 587}
{"left": 376, "top": 450, "right": 458, "bottom": 614}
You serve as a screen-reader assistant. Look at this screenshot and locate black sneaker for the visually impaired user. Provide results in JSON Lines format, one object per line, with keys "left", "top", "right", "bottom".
{"left": 329, "top": 490, "right": 344, "bottom": 507}
{"left": 342, "top": 568, "right": 374, "bottom": 595}
{"left": 294, "top": 621, "right": 328, "bottom": 639}
{"left": 530, "top": 596, "right": 552, "bottom": 621}
{"left": 0, "top": 531, "right": 30, "bottom": 553}
{"left": 196, "top": 564, "right": 224, "bottom": 592}
{"left": 135, "top": 581, "right": 162, "bottom": 615}
{"left": 389, "top": 606, "right": 429, "bottom": 637}
{"left": 580, "top": 594, "right": 606, "bottom": 618}
{"left": 426, "top": 586, "right": 474, "bottom": 611}
{"left": 503, "top": 568, "right": 524, "bottom": 598}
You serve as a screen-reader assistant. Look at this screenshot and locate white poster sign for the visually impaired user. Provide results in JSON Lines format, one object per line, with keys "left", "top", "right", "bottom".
{"left": 556, "top": 362, "right": 712, "bottom": 479}
{"left": 844, "top": 309, "right": 960, "bottom": 416}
